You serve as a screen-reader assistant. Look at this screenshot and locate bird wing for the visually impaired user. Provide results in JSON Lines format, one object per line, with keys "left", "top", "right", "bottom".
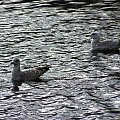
{"left": 21, "top": 65, "right": 50, "bottom": 81}
{"left": 98, "top": 40, "right": 119, "bottom": 50}
{"left": 21, "top": 69, "right": 41, "bottom": 81}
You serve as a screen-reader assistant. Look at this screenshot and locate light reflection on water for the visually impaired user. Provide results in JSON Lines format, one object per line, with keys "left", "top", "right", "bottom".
{"left": 0, "top": 1, "right": 120, "bottom": 119}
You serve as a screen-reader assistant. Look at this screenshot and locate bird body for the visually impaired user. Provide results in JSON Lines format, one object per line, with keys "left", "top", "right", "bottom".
{"left": 11, "top": 58, "right": 50, "bottom": 91}
{"left": 91, "top": 32, "right": 120, "bottom": 51}
{"left": 21, "top": 67, "right": 49, "bottom": 81}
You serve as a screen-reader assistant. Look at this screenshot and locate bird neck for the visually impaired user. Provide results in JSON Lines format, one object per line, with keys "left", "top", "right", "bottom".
{"left": 92, "top": 38, "right": 100, "bottom": 43}
{"left": 91, "top": 38, "right": 100, "bottom": 49}
{"left": 13, "top": 64, "right": 21, "bottom": 73}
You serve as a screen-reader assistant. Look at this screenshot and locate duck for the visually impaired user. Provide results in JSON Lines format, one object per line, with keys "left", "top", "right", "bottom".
{"left": 11, "top": 58, "right": 50, "bottom": 91}
{"left": 91, "top": 31, "right": 120, "bottom": 51}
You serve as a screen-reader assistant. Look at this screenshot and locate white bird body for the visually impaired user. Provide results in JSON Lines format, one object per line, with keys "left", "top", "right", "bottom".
{"left": 91, "top": 32, "right": 120, "bottom": 51}
{"left": 11, "top": 58, "right": 50, "bottom": 91}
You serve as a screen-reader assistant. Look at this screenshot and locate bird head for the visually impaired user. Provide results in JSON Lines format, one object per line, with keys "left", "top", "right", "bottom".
{"left": 91, "top": 31, "right": 101, "bottom": 40}
{"left": 11, "top": 58, "right": 20, "bottom": 66}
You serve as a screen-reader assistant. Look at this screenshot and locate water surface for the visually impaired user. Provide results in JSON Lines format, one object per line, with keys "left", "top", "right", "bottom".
{"left": 0, "top": 1, "right": 120, "bottom": 119}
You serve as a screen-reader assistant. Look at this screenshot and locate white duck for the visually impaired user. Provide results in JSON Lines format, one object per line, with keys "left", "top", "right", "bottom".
{"left": 91, "top": 32, "right": 120, "bottom": 51}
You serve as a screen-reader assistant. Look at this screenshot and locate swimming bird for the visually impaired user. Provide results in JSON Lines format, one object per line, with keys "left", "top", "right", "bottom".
{"left": 91, "top": 32, "right": 120, "bottom": 51}
{"left": 11, "top": 58, "right": 50, "bottom": 91}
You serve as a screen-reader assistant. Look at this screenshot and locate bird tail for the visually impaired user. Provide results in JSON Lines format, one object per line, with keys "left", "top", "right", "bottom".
{"left": 43, "top": 65, "right": 51, "bottom": 71}
{"left": 35, "top": 65, "right": 51, "bottom": 72}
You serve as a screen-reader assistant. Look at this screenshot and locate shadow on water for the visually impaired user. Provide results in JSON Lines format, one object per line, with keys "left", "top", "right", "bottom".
{"left": 0, "top": 0, "right": 120, "bottom": 119}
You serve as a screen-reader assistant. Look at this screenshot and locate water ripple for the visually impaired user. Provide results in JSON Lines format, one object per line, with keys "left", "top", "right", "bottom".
{"left": 0, "top": 1, "right": 120, "bottom": 120}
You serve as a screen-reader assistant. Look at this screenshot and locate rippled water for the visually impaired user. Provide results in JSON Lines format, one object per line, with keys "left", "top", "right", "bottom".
{"left": 0, "top": 1, "right": 120, "bottom": 119}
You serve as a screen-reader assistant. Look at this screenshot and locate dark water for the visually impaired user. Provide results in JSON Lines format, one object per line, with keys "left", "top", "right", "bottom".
{"left": 0, "top": 0, "right": 120, "bottom": 119}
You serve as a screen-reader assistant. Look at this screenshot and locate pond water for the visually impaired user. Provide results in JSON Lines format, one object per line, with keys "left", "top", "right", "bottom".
{"left": 0, "top": 1, "right": 120, "bottom": 119}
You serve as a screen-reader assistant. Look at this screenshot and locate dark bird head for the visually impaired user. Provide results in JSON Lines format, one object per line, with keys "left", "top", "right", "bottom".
{"left": 11, "top": 58, "right": 20, "bottom": 66}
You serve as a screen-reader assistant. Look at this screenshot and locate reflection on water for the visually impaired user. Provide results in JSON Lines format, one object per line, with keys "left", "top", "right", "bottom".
{"left": 0, "top": 1, "right": 120, "bottom": 119}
